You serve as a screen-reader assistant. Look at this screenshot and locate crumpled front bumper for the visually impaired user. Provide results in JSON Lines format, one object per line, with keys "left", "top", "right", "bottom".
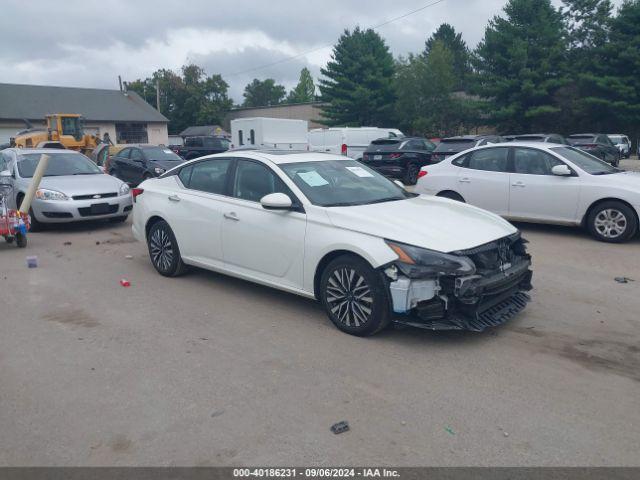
{"left": 388, "top": 258, "right": 533, "bottom": 332}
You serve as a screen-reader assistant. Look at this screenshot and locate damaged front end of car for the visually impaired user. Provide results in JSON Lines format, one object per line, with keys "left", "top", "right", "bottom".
{"left": 383, "top": 233, "right": 533, "bottom": 331}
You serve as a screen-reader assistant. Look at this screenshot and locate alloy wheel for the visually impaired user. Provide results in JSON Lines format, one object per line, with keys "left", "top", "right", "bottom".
{"left": 150, "top": 227, "right": 174, "bottom": 271}
{"left": 594, "top": 209, "right": 627, "bottom": 239}
{"left": 325, "top": 268, "right": 373, "bottom": 327}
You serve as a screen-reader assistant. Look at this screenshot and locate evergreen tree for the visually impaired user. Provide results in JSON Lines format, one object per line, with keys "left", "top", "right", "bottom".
{"left": 242, "top": 79, "right": 286, "bottom": 107}
{"left": 319, "top": 27, "right": 396, "bottom": 126}
{"left": 396, "top": 42, "right": 481, "bottom": 136}
{"left": 423, "top": 23, "right": 471, "bottom": 89}
{"left": 474, "top": 0, "right": 568, "bottom": 132}
{"left": 286, "top": 67, "right": 316, "bottom": 103}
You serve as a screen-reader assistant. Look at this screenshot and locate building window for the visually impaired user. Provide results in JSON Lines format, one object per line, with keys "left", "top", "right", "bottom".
{"left": 115, "top": 123, "right": 148, "bottom": 144}
{"left": 250, "top": 129, "right": 255, "bottom": 145}
{"left": 239, "top": 130, "right": 244, "bottom": 146}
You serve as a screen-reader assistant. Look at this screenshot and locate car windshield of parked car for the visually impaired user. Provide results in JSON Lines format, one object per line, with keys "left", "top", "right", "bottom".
{"left": 608, "top": 135, "right": 625, "bottom": 144}
{"left": 280, "top": 159, "right": 413, "bottom": 207}
{"left": 551, "top": 147, "right": 619, "bottom": 175}
{"left": 568, "top": 135, "right": 595, "bottom": 144}
{"left": 17, "top": 152, "right": 102, "bottom": 178}
{"left": 143, "top": 147, "right": 182, "bottom": 161}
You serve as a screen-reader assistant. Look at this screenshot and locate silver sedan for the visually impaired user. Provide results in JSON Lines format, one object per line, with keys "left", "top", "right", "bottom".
{"left": 0, "top": 148, "right": 133, "bottom": 230}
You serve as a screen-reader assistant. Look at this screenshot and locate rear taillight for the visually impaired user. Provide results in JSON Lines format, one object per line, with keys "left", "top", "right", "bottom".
{"left": 341, "top": 143, "right": 347, "bottom": 155}
{"left": 418, "top": 170, "right": 427, "bottom": 179}
{"left": 131, "top": 188, "right": 144, "bottom": 202}
{"left": 390, "top": 153, "right": 402, "bottom": 159}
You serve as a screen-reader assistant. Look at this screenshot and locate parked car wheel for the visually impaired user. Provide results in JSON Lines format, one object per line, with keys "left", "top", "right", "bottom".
{"left": 437, "top": 191, "right": 465, "bottom": 202}
{"left": 587, "top": 201, "right": 638, "bottom": 243}
{"left": 403, "top": 164, "right": 420, "bottom": 185}
{"left": 319, "top": 254, "right": 391, "bottom": 336}
{"left": 18, "top": 193, "right": 44, "bottom": 232}
{"left": 147, "top": 220, "right": 188, "bottom": 277}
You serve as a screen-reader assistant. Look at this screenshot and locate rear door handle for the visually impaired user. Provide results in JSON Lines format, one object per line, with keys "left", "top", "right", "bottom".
{"left": 512, "top": 181, "right": 526, "bottom": 187}
{"left": 224, "top": 212, "right": 239, "bottom": 221}
{"left": 168, "top": 195, "right": 181, "bottom": 202}
{"left": 459, "top": 177, "right": 471, "bottom": 183}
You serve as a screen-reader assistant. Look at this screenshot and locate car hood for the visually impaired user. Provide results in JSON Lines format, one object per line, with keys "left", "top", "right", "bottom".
{"left": 325, "top": 195, "right": 517, "bottom": 253}
{"left": 598, "top": 171, "right": 640, "bottom": 188}
{"left": 36, "top": 174, "right": 124, "bottom": 195}
{"left": 149, "top": 160, "right": 184, "bottom": 170}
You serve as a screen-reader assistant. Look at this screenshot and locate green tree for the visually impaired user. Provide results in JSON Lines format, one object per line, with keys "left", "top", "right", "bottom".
{"left": 473, "top": 0, "right": 569, "bottom": 132}
{"left": 286, "top": 67, "right": 316, "bottom": 103}
{"left": 127, "top": 64, "right": 233, "bottom": 134}
{"left": 423, "top": 23, "right": 471, "bottom": 89}
{"left": 242, "top": 78, "right": 286, "bottom": 107}
{"left": 396, "top": 42, "right": 482, "bottom": 136}
{"left": 319, "top": 27, "right": 396, "bottom": 126}
{"left": 573, "top": 0, "right": 640, "bottom": 135}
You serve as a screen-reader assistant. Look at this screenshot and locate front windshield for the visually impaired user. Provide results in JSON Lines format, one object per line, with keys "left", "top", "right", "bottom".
{"left": 551, "top": 147, "right": 619, "bottom": 175}
{"left": 608, "top": 135, "right": 624, "bottom": 144}
{"left": 143, "top": 147, "right": 182, "bottom": 161}
{"left": 279, "top": 159, "right": 414, "bottom": 207}
{"left": 18, "top": 152, "right": 102, "bottom": 178}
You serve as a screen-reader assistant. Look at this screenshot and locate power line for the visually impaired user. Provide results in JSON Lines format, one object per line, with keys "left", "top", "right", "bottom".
{"left": 223, "top": 0, "right": 449, "bottom": 78}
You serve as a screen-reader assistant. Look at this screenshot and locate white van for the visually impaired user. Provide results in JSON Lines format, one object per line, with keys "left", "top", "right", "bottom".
{"left": 308, "top": 127, "right": 405, "bottom": 161}
{"left": 231, "top": 118, "right": 309, "bottom": 150}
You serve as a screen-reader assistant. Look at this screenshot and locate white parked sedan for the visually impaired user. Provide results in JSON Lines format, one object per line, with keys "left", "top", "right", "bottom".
{"left": 416, "top": 142, "right": 640, "bottom": 243}
{"left": 132, "top": 150, "right": 532, "bottom": 336}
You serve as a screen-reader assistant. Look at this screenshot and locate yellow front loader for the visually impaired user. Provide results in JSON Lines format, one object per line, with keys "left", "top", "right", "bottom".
{"left": 14, "top": 114, "right": 98, "bottom": 155}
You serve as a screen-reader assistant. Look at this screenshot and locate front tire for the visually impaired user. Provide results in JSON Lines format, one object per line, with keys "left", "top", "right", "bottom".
{"left": 147, "top": 220, "right": 188, "bottom": 276}
{"left": 319, "top": 255, "right": 391, "bottom": 336}
{"left": 587, "top": 201, "right": 638, "bottom": 243}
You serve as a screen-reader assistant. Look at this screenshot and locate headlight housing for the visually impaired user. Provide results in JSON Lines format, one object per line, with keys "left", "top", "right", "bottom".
{"left": 153, "top": 167, "right": 165, "bottom": 175}
{"left": 35, "top": 188, "right": 68, "bottom": 201}
{"left": 119, "top": 183, "right": 130, "bottom": 195}
{"left": 385, "top": 240, "right": 476, "bottom": 277}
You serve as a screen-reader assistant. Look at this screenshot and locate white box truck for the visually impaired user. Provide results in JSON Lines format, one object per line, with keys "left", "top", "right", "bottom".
{"left": 231, "top": 117, "right": 309, "bottom": 150}
{"left": 308, "top": 127, "right": 404, "bottom": 161}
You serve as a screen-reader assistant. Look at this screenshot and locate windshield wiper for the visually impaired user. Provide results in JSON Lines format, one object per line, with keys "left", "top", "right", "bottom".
{"left": 591, "top": 171, "right": 616, "bottom": 175}
{"left": 366, "top": 197, "right": 405, "bottom": 205}
{"left": 323, "top": 201, "right": 362, "bottom": 207}
{"left": 72, "top": 172, "right": 100, "bottom": 175}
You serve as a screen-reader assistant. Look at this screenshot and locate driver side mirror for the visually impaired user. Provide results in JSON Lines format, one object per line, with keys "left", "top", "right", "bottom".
{"left": 260, "top": 192, "right": 293, "bottom": 210}
{"left": 551, "top": 164, "right": 572, "bottom": 176}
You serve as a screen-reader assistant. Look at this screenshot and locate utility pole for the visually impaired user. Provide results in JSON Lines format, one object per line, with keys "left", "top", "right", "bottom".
{"left": 156, "top": 81, "right": 161, "bottom": 113}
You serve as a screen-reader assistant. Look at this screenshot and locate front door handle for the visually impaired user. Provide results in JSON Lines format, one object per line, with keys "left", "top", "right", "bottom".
{"left": 168, "top": 195, "right": 181, "bottom": 202}
{"left": 512, "top": 181, "right": 526, "bottom": 187}
{"left": 459, "top": 177, "right": 471, "bottom": 183}
{"left": 224, "top": 212, "right": 239, "bottom": 221}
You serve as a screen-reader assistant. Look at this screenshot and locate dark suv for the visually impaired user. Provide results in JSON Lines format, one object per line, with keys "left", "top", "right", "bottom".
{"left": 431, "top": 135, "right": 504, "bottom": 163}
{"left": 567, "top": 134, "right": 621, "bottom": 166}
{"left": 362, "top": 137, "right": 435, "bottom": 185}
{"left": 108, "top": 145, "right": 185, "bottom": 185}
{"left": 176, "top": 136, "right": 230, "bottom": 160}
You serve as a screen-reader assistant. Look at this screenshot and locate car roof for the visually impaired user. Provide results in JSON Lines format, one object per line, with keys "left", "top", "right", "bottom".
{"left": 198, "top": 150, "right": 352, "bottom": 165}
{"left": 6, "top": 148, "right": 86, "bottom": 156}
{"left": 470, "top": 141, "right": 565, "bottom": 150}
{"left": 568, "top": 133, "right": 597, "bottom": 137}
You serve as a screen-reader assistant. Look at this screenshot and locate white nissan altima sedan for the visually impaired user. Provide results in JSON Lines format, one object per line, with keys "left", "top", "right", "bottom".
{"left": 132, "top": 150, "right": 532, "bottom": 336}
{"left": 415, "top": 142, "right": 640, "bottom": 243}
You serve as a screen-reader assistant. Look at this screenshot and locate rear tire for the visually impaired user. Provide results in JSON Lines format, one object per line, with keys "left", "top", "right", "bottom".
{"left": 587, "top": 201, "right": 638, "bottom": 243}
{"left": 147, "top": 220, "right": 188, "bottom": 277}
{"left": 437, "top": 191, "right": 465, "bottom": 202}
{"left": 319, "top": 254, "right": 391, "bottom": 336}
{"left": 403, "top": 164, "right": 419, "bottom": 186}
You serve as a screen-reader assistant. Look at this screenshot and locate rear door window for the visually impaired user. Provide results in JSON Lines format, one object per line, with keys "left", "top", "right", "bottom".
{"left": 182, "top": 158, "right": 233, "bottom": 195}
{"left": 466, "top": 148, "right": 509, "bottom": 172}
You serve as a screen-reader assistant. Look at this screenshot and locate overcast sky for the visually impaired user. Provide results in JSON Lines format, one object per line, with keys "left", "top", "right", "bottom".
{"left": 0, "top": 0, "right": 625, "bottom": 103}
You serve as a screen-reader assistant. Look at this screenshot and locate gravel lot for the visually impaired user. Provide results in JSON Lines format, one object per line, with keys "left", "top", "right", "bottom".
{"left": 1, "top": 211, "right": 639, "bottom": 466}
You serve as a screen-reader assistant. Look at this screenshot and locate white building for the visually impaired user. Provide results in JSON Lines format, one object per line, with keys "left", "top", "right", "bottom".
{"left": 0, "top": 83, "right": 169, "bottom": 145}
